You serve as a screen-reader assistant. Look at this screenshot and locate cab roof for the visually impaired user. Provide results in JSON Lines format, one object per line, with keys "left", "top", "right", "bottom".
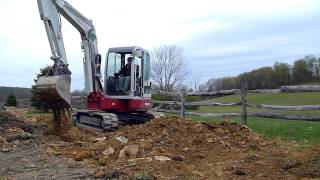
{"left": 108, "top": 46, "right": 149, "bottom": 54}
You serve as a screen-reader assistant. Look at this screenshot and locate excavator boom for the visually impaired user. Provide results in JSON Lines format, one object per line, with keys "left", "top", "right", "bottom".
{"left": 36, "top": 0, "right": 101, "bottom": 108}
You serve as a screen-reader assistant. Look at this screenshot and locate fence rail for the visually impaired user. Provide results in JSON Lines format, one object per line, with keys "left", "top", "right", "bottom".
{"left": 153, "top": 89, "right": 240, "bottom": 97}
{"left": 152, "top": 86, "right": 320, "bottom": 124}
{"left": 153, "top": 100, "right": 241, "bottom": 107}
{"left": 249, "top": 104, "right": 320, "bottom": 110}
{"left": 153, "top": 109, "right": 320, "bottom": 122}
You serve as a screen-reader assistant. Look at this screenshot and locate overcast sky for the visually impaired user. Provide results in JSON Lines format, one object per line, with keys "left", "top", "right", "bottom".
{"left": 0, "top": 0, "right": 320, "bottom": 90}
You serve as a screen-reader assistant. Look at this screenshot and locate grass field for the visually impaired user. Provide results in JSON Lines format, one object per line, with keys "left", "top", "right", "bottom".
{"left": 190, "top": 92, "right": 320, "bottom": 116}
{"left": 166, "top": 92, "right": 320, "bottom": 145}
{"left": 209, "top": 92, "right": 320, "bottom": 105}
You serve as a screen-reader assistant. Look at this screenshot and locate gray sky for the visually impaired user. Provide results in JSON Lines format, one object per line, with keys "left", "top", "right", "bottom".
{"left": 0, "top": 0, "right": 320, "bottom": 90}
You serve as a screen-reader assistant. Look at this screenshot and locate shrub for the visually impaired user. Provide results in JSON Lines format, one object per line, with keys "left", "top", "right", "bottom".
{"left": 5, "top": 94, "right": 17, "bottom": 107}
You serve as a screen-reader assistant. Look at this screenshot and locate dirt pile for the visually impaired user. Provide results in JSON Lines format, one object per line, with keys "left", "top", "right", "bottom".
{"left": 0, "top": 111, "right": 34, "bottom": 148}
{"left": 2, "top": 108, "right": 320, "bottom": 179}
{"left": 44, "top": 117, "right": 299, "bottom": 179}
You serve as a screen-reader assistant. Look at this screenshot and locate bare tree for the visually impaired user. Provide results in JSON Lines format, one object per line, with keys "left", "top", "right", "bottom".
{"left": 189, "top": 73, "right": 202, "bottom": 92}
{"left": 151, "top": 45, "right": 188, "bottom": 91}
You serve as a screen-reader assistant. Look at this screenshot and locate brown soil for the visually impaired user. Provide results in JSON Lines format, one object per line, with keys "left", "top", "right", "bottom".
{"left": 51, "top": 108, "right": 72, "bottom": 136}
{"left": 1, "top": 107, "right": 320, "bottom": 179}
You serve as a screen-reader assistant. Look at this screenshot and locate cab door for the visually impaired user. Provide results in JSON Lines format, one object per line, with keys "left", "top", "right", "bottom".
{"left": 132, "top": 54, "right": 142, "bottom": 97}
{"left": 142, "top": 52, "right": 151, "bottom": 98}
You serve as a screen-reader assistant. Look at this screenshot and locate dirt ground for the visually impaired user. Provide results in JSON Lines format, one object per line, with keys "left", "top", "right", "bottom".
{"left": 1, "top": 107, "right": 320, "bottom": 180}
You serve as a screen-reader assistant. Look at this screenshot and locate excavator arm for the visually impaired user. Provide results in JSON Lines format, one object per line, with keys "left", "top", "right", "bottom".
{"left": 36, "top": 0, "right": 102, "bottom": 108}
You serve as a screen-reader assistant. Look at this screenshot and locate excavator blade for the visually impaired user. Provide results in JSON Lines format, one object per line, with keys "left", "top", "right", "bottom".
{"left": 36, "top": 75, "right": 71, "bottom": 108}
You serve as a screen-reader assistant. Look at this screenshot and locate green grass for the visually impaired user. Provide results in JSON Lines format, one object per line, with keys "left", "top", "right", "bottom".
{"left": 169, "top": 114, "right": 320, "bottom": 145}
{"left": 178, "top": 92, "right": 320, "bottom": 145}
{"left": 152, "top": 94, "right": 203, "bottom": 102}
{"left": 162, "top": 92, "right": 320, "bottom": 146}
{"left": 210, "top": 92, "right": 320, "bottom": 106}
{"left": 188, "top": 92, "right": 320, "bottom": 115}
{"left": 194, "top": 106, "right": 320, "bottom": 116}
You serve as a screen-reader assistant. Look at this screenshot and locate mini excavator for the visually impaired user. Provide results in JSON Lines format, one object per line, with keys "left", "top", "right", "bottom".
{"left": 36, "top": 0, "right": 158, "bottom": 131}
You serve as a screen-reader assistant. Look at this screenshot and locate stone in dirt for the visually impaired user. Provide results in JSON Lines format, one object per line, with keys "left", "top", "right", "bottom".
{"left": 92, "top": 141, "right": 107, "bottom": 151}
{"left": 94, "top": 168, "right": 107, "bottom": 178}
{"left": 206, "top": 137, "right": 215, "bottom": 143}
{"left": 125, "top": 144, "right": 140, "bottom": 156}
{"left": 1, "top": 147, "right": 9, "bottom": 153}
{"left": 98, "top": 155, "right": 110, "bottom": 166}
{"left": 0, "top": 136, "right": 7, "bottom": 144}
{"left": 118, "top": 144, "right": 140, "bottom": 160}
{"left": 128, "top": 157, "right": 153, "bottom": 163}
{"left": 161, "top": 129, "right": 169, "bottom": 136}
{"left": 118, "top": 148, "right": 126, "bottom": 160}
{"left": 154, "top": 156, "right": 171, "bottom": 161}
{"left": 213, "top": 127, "right": 225, "bottom": 135}
{"left": 115, "top": 136, "right": 128, "bottom": 144}
{"left": 102, "top": 147, "right": 115, "bottom": 156}
{"left": 94, "top": 137, "right": 106, "bottom": 142}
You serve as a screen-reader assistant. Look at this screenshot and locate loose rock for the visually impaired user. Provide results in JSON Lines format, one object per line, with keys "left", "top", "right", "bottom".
{"left": 154, "top": 156, "right": 171, "bottom": 161}
{"left": 1, "top": 147, "right": 9, "bottom": 153}
{"left": 94, "top": 169, "right": 107, "bottom": 178}
{"left": 115, "top": 136, "right": 128, "bottom": 144}
{"left": 0, "top": 136, "right": 7, "bottom": 144}
{"left": 98, "top": 155, "right": 109, "bottom": 166}
{"left": 118, "top": 144, "right": 140, "bottom": 160}
{"left": 94, "top": 137, "right": 106, "bottom": 142}
{"left": 102, "top": 147, "right": 115, "bottom": 156}
{"left": 125, "top": 144, "right": 140, "bottom": 157}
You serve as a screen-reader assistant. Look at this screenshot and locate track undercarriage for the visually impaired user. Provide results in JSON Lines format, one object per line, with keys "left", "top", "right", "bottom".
{"left": 73, "top": 110, "right": 162, "bottom": 132}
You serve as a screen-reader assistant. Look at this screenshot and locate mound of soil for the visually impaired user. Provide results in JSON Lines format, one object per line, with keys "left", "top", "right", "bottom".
{"left": 2, "top": 107, "right": 320, "bottom": 179}
{"left": 0, "top": 111, "right": 34, "bottom": 146}
{"left": 45, "top": 117, "right": 320, "bottom": 179}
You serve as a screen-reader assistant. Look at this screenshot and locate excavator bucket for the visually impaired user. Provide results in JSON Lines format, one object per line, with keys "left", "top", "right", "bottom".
{"left": 36, "top": 75, "right": 71, "bottom": 108}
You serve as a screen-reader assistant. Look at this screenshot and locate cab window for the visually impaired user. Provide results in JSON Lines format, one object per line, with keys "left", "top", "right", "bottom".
{"left": 143, "top": 53, "right": 150, "bottom": 81}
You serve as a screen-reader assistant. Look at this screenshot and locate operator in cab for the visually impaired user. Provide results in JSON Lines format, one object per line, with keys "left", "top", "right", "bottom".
{"left": 119, "top": 57, "right": 132, "bottom": 91}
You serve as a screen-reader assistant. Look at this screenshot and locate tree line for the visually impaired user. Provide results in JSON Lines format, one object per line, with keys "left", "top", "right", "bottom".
{"left": 0, "top": 86, "right": 31, "bottom": 102}
{"left": 198, "top": 55, "right": 320, "bottom": 91}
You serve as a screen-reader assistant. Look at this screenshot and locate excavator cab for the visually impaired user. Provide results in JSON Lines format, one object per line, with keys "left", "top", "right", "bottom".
{"left": 105, "top": 46, "right": 151, "bottom": 99}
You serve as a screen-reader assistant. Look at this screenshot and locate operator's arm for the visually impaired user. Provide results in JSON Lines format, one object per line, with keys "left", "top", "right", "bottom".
{"left": 136, "top": 65, "right": 139, "bottom": 77}
{"left": 117, "top": 66, "right": 125, "bottom": 76}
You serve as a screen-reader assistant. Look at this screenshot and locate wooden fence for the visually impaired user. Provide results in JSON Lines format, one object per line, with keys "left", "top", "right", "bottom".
{"left": 152, "top": 85, "right": 320, "bottom": 125}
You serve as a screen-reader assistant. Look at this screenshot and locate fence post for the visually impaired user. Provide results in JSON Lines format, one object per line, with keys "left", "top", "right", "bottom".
{"left": 180, "top": 88, "right": 186, "bottom": 118}
{"left": 241, "top": 82, "right": 248, "bottom": 125}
